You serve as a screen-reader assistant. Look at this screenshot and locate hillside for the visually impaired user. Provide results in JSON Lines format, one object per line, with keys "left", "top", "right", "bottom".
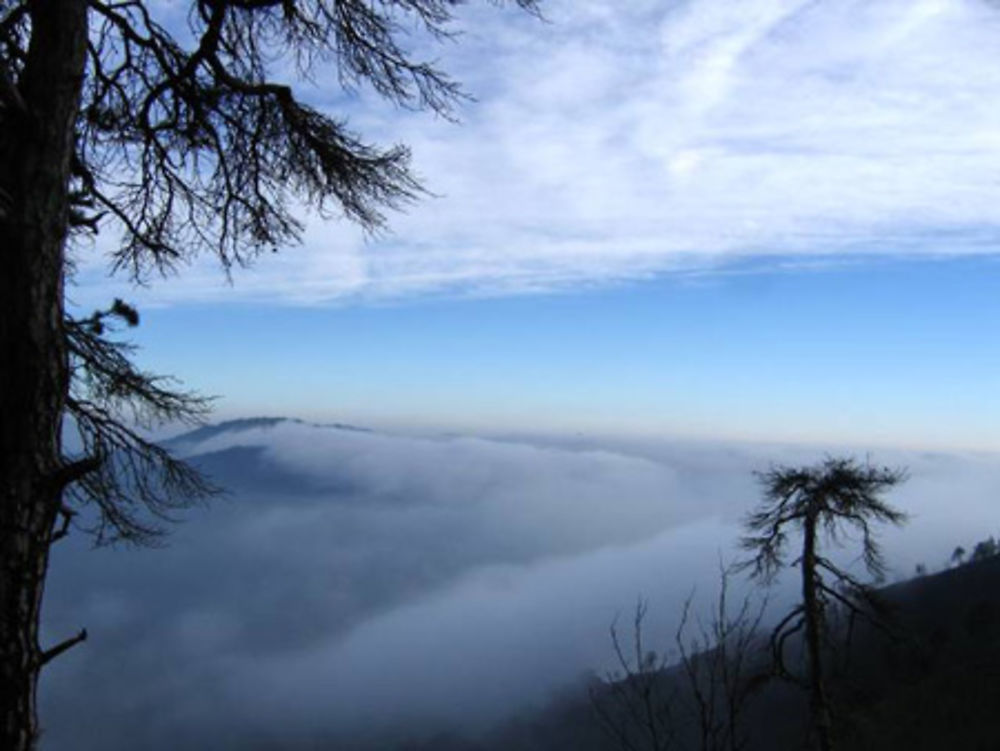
{"left": 399, "top": 556, "right": 1000, "bottom": 751}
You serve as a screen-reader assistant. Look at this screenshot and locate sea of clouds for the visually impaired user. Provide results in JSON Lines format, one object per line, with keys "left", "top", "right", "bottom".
{"left": 39, "top": 418, "right": 1000, "bottom": 748}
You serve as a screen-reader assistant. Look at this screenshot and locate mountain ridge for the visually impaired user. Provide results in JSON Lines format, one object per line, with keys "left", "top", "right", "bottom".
{"left": 165, "top": 416, "right": 372, "bottom": 448}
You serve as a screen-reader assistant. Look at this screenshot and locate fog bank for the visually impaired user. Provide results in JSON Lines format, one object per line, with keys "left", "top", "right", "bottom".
{"left": 40, "top": 419, "right": 1000, "bottom": 748}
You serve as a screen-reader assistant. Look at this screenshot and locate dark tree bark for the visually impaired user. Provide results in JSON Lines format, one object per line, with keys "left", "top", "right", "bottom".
{"left": 800, "top": 507, "right": 833, "bottom": 751}
{"left": 0, "top": 3, "right": 89, "bottom": 748}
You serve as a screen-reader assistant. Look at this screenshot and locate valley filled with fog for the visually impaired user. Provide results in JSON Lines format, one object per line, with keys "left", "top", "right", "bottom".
{"left": 39, "top": 418, "right": 1000, "bottom": 749}
{"left": 8, "top": 0, "right": 1000, "bottom": 749}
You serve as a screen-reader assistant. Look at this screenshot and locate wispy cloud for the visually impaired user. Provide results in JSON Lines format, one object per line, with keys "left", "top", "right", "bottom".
{"left": 75, "top": 0, "right": 1000, "bottom": 305}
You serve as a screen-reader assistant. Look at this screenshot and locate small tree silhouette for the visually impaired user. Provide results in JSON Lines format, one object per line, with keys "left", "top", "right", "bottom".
{"left": 970, "top": 537, "right": 998, "bottom": 563}
{"left": 740, "top": 457, "right": 907, "bottom": 751}
{"left": 952, "top": 546, "right": 967, "bottom": 567}
{"left": 593, "top": 565, "right": 768, "bottom": 751}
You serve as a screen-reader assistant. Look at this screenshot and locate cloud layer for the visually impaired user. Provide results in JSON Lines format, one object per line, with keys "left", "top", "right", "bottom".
{"left": 39, "top": 419, "right": 1000, "bottom": 748}
{"left": 73, "top": 0, "right": 1000, "bottom": 305}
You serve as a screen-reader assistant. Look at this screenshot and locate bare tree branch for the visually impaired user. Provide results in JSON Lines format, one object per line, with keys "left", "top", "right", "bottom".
{"left": 38, "top": 629, "right": 88, "bottom": 668}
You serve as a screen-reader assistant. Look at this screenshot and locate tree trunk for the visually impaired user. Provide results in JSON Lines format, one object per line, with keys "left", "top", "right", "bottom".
{"left": 801, "top": 508, "right": 834, "bottom": 751}
{"left": 0, "top": 4, "right": 89, "bottom": 748}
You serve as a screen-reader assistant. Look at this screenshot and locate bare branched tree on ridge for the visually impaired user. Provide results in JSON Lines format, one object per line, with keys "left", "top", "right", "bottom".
{"left": 0, "top": 1, "right": 538, "bottom": 747}
{"left": 740, "top": 457, "right": 907, "bottom": 751}
{"left": 593, "top": 565, "right": 769, "bottom": 751}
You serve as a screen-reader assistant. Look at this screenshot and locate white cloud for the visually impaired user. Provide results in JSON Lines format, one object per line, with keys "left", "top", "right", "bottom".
{"left": 73, "top": 0, "right": 1000, "bottom": 305}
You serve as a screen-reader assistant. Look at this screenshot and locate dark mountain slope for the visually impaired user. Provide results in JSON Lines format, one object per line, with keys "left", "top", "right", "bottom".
{"left": 406, "top": 557, "right": 1000, "bottom": 751}
{"left": 163, "top": 416, "right": 291, "bottom": 447}
{"left": 834, "top": 556, "right": 1000, "bottom": 750}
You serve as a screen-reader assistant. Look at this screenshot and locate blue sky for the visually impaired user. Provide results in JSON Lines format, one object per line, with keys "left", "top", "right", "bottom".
{"left": 72, "top": 0, "right": 1000, "bottom": 451}
{"left": 118, "top": 255, "right": 1000, "bottom": 450}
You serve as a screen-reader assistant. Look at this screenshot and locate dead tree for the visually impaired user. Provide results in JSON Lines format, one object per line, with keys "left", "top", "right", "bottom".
{"left": 740, "top": 457, "right": 907, "bottom": 751}
{"left": 674, "top": 567, "right": 769, "bottom": 751}
{"left": 593, "top": 566, "right": 769, "bottom": 751}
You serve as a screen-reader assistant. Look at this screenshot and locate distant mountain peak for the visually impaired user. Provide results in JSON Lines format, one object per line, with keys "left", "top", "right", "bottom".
{"left": 165, "top": 416, "right": 370, "bottom": 447}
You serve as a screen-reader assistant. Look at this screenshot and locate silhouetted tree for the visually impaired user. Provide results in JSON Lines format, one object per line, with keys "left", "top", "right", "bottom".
{"left": 0, "top": 2, "right": 537, "bottom": 747}
{"left": 740, "top": 457, "right": 907, "bottom": 751}
{"left": 593, "top": 566, "right": 769, "bottom": 751}
{"left": 952, "top": 546, "right": 967, "bottom": 567}
{"left": 970, "top": 536, "right": 997, "bottom": 563}
{"left": 673, "top": 569, "right": 769, "bottom": 751}
{"left": 596, "top": 600, "right": 678, "bottom": 751}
